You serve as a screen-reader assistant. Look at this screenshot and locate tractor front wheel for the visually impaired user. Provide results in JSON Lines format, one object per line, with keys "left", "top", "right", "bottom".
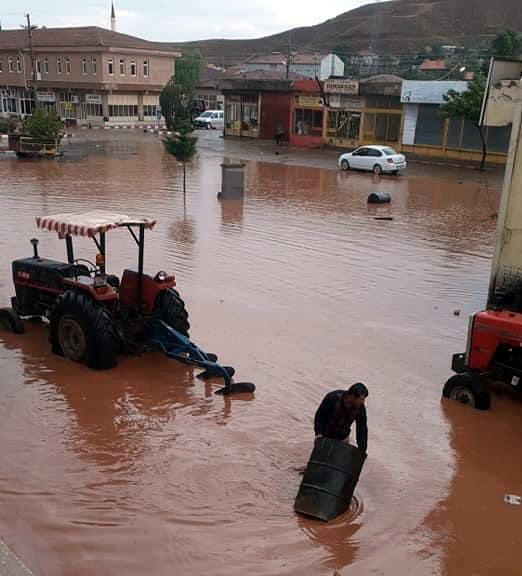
{"left": 49, "top": 291, "right": 119, "bottom": 369}
{"left": 0, "top": 307, "right": 24, "bottom": 334}
{"left": 442, "top": 372, "right": 491, "bottom": 410}
{"left": 154, "top": 289, "right": 190, "bottom": 338}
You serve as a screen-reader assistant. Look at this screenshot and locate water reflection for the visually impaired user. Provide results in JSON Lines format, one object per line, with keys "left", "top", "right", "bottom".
{"left": 0, "top": 323, "right": 249, "bottom": 469}
{"left": 220, "top": 198, "right": 244, "bottom": 230}
{"left": 297, "top": 501, "right": 361, "bottom": 572}
{"left": 0, "top": 131, "right": 511, "bottom": 575}
{"left": 425, "top": 395, "right": 522, "bottom": 576}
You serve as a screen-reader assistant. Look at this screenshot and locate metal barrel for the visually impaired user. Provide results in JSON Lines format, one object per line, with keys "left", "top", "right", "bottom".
{"left": 294, "top": 438, "right": 366, "bottom": 522}
{"left": 367, "top": 191, "right": 391, "bottom": 204}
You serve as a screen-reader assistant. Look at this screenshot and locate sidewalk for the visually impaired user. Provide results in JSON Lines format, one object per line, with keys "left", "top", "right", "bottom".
{"left": 0, "top": 541, "right": 32, "bottom": 576}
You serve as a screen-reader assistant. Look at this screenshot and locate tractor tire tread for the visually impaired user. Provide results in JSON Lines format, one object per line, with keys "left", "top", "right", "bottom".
{"left": 49, "top": 290, "right": 119, "bottom": 370}
{"left": 442, "top": 372, "right": 491, "bottom": 410}
{"left": 155, "top": 289, "right": 190, "bottom": 337}
{"left": 0, "top": 307, "right": 25, "bottom": 334}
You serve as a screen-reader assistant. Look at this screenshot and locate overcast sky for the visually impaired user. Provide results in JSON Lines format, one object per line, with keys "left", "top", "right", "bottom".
{"left": 1, "top": 1, "right": 381, "bottom": 42}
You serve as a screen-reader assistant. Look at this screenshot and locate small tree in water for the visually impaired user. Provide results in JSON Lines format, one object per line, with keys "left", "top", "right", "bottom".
{"left": 22, "top": 107, "right": 63, "bottom": 141}
{"left": 160, "top": 51, "right": 201, "bottom": 131}
{"left": 440, "top": 75, "right": 487, "bottom": 171}
{"left": 163, "top": 120, "right": 197, "bottom": 200}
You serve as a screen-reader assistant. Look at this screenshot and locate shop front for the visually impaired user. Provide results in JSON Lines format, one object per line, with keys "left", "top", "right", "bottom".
{"left": 324, "top": 79, "right": 362, "bottom": 148}
{"left": 224, "top": 93, "right": 260, "bottom": 138}
{"left": 290, "top": 81, "right": 324, "bottom": 148}
{"left": 359, "top": 75, "right": 403, "bottom": 146}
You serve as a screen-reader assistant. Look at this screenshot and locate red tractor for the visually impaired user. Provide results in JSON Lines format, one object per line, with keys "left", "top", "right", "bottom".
{"left": 0, "top": 211, "right": 253, "bottom": 394}
{"left": 442, "top": 310, "right": 522, "bottom": 410}
{"left": 442, "top": 57, "right": 522, "bottom": 411}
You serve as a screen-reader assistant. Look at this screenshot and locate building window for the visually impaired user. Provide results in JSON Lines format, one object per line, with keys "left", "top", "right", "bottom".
{"left": 16, "top": 58, "right": 22, "bottom": 73}
{"left": 143, "top": 60, "right": 149, "bottom": 77}
{"left": 91, "top": 57, "right": 97, "bottom": 75}
{"left": 82, "top": 58, "right": 87, "bottom": 75}
{"left": 0, "top": 60, "right": 2, "bottom": 73}
{"left": 130, "top": 60, "right": 136, "bottom": 76}
{"left": 196, "top": 93, "right": 218, "bottom": 110}
{"left": 294, "top": 108, "right": 323, "bottom": 136}
{"left": 56, "top": 58, "right": 62, "bottom": 74}
{"left": 36, "top": 59, "right": 41, "bottom": 75}
{"left": 44, "top": 57, "right": 49, "bottom": 74}
{"left": 119, "top": 59, "right": 125, "bottom": 75}
{"left": 2, "top": 94, "right": 17, "bottom": 113}
{"left": 65, "top": 57, "right": 71, "bottom": 74}
{"left": 20, "top": 90, "right": 35, "bottom": 116}
{"left": 8, "top": 57, "right": 14, "bottom": 72}
{"left": 143, "top": 104, "right": 158, "bottom": 117}
{"left": 108, "top": 59, "right": 113, "bottom": 75}
{"left": 84, "top": 103, "right": 102, "bottom": 117}
{"left": 108, "top": 104, "right": 138, "bottom": 117}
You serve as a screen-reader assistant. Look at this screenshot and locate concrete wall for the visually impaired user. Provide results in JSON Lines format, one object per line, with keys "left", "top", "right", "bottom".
{"left": 402, "top": 103, "right": 419, "bottom": 145}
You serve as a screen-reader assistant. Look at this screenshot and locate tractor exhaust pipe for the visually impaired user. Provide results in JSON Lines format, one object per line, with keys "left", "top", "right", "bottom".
{"left": 30, "top": 238, "right": 39, "bottom": 259}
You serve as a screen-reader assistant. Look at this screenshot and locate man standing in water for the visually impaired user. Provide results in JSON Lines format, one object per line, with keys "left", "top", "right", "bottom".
{"left": 314, "top": 383, "right": 368, "bottom": 454}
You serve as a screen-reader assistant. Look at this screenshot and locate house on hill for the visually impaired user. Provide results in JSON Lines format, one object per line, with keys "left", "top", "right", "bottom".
{"left": 242, "top": 53, "right": 344, "bottom": 81}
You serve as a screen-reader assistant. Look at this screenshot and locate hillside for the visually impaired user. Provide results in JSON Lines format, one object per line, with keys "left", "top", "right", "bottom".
{"left": 163, "top": 0, "right": 522, "bottom": 64}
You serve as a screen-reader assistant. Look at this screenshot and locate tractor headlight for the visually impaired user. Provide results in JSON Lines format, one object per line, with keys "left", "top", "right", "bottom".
{"left": 155, "top": 270, "right": 168, "bottom": 282}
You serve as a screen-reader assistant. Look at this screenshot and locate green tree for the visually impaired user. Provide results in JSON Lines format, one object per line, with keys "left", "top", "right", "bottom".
{"left": 490, "top": 31, "right": 522, "bottom": 58}
{"left": 440, "top": 74, "right": 487, "bottom": 170}
{"left": 22, "top": 107, "right": 63, "bottom": 141}
{"left": 163, "top": 120, "right": 197, "bottom": 199}
{"left": 160, "top": 51, "right": 201, "bottom": 131}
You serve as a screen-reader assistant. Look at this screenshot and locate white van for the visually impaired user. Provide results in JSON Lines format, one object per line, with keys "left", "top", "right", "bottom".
{"left": 193, "top": 110, "right": 224, "bottom": 130}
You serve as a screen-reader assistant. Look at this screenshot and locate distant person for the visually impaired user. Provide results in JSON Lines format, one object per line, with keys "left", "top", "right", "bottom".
{"left": 275, "top": 122, "right": 284, "bottom": 145}
{"left": 314, "top": 383, "right": 368, "bottom": 454}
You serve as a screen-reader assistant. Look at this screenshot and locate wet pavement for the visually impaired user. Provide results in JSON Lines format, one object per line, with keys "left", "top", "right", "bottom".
{"left": 0, "top": 129, "right": 520, "bottom": 575}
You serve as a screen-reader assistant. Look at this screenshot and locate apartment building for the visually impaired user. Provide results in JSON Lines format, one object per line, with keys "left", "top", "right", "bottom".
{"left": 0, "top": 26, "right": 180, "bottom": 126}
{"left": 243, "top": 53, "right": 344, "bottom": 81}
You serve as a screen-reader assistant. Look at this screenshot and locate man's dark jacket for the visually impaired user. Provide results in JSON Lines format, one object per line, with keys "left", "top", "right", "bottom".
{"left": 314, "top": 390, "right": 367, "bottom": 453}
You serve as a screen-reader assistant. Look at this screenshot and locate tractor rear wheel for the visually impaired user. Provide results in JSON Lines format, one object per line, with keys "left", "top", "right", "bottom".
{"left": 0, "top": 307, "right": 24, "bottom": 334}
{"left": 49, "top": 290, "right": 119, "bottom": 370}
{"left": 442, "top": 372, "right": 491, "bottom": 410}
{"left": 154, "top": 289, "right": 190, "bottom": 338}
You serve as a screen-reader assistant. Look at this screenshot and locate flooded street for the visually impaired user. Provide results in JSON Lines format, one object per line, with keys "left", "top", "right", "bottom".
{"left": 0, "top": 130, "right": 520, "bottom": 576}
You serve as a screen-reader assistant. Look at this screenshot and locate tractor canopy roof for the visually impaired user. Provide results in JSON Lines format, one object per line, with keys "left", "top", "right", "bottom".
{"left": 36, "top": 211, "right": 156, "bottom": 237}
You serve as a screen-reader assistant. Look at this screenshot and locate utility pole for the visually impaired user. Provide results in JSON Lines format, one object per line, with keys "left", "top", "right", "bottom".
{"left": 285, "top": 31, "right": 293, "bottom": 79}
{"left": 25, "top": 13, "right": 38, "bottom": 102}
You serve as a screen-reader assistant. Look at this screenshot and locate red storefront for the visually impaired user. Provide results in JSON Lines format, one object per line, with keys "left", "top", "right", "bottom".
{"left": 259, "top": 92, "right": 292, "bottom": 142}
{"left": 289, "top": 80, "right": 325, "bottom": 148}
{"left": 220, "top": 76, "right": 294, "bottom": 141}
{"left": 220, "top": 76, "right": 324, "bottom": 147}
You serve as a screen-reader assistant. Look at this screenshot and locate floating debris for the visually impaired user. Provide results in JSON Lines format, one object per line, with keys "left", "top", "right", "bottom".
{"left": 504, "top": 494, "right": 521, "bottom": 506}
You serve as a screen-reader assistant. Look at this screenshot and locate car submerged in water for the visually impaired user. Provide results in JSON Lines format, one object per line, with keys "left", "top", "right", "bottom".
{"left": 338, "top": 145, "right": 407, "bottom": 175}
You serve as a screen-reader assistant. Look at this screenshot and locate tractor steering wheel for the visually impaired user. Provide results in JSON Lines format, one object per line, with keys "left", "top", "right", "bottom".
{"left": 73, "top": 258, "right": 99, "bottom": 277}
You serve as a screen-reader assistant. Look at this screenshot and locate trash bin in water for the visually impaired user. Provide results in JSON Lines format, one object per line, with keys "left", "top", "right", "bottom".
{"left": 367, "top": 191, "right": 391, "bottom": 204}
{"left": 294, "top": 438, "right": 366, "bottom": 522}
{"left": 219, "top": 162, "right": 245, "bottom": 199}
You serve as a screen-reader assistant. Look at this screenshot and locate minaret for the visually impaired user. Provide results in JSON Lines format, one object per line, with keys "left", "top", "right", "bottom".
{"left": 111, "top": 2, "right": 116, "bottom": 32}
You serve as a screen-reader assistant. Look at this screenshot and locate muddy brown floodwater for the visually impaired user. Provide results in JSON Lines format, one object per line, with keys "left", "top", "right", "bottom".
{"left": 0, "top": 130, "right": 520, "bottom": 576}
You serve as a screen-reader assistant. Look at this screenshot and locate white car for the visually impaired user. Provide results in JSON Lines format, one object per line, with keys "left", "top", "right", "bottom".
{"left": 338, "top": 145, "right": 407, "bottom": 175}
{"left": 193, "top": 110, "right": 224, "bottom": 130}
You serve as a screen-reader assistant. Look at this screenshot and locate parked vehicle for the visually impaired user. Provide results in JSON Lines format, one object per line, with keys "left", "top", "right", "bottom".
{"left": 0, "top": 211, "right": 254, "bottom": 394}
{"left": 338, "top": 145, "right": 407, "bottom": 175}
{"left": 193, "top": 110, "right": 224, "bottom": 130}
{"left": 8, "top": 134, "right": 61, "bottom": 158}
